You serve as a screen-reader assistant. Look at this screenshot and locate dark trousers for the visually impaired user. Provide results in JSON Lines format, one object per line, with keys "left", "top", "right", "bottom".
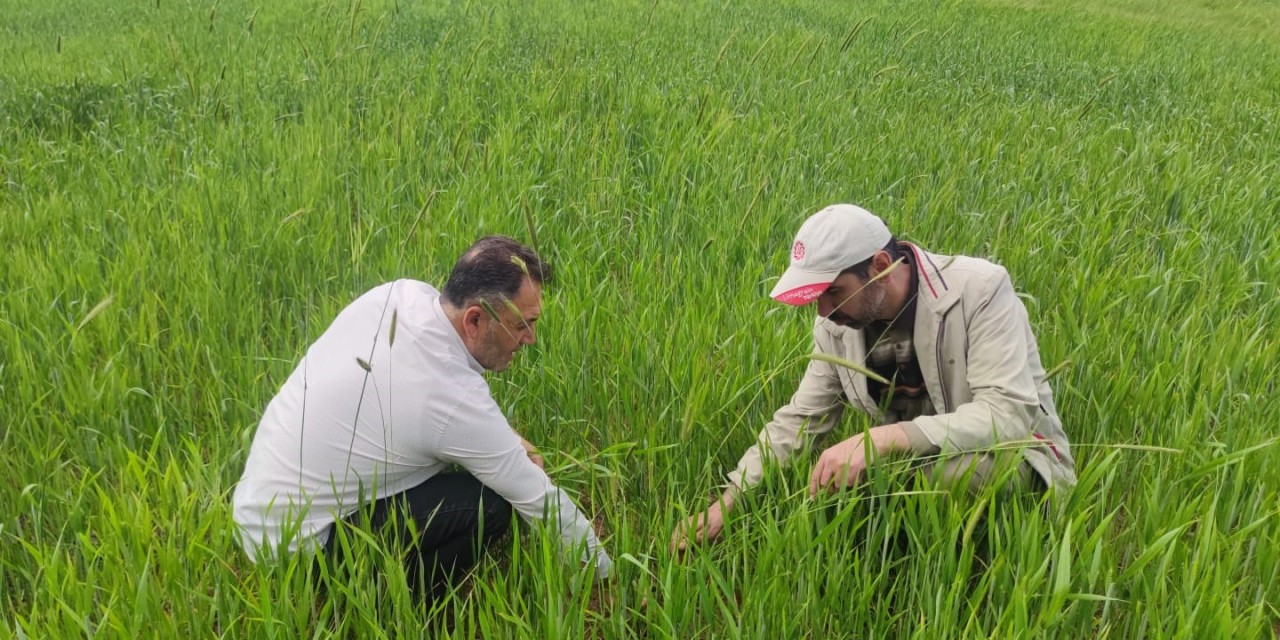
{"left": 322, "top": 472, "right": 513, "bottom": 600}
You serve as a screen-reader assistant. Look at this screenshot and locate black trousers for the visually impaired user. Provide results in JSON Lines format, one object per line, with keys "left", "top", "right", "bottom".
{"left": 323, "top": 472, "right": 513, "bottom": 599}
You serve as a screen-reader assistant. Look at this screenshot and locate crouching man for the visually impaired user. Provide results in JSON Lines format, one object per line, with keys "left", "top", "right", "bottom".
{"left": 234, "top": 236, "right": 610, "bottom": 598}
{"left": 673, "top": 205, "right": 1076, "bottom": 550}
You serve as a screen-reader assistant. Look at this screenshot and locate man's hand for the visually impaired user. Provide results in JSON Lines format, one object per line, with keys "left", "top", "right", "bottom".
{"left": 519, "top": 437, "right": 544, "bottom": 469}
{"left": 808, "top": 424, "right": 912, "bottom": 497}
{"left": 670, "top": 490, "right": 737, "bottom": 553}
{"left": 809, "top": 434, "right": 871, "bottom": 497}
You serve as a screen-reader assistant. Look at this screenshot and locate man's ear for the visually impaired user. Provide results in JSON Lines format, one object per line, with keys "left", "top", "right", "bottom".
{"left": 870, "top": 249, "right": 893, "bottom": 276}
{"left": 462, "top": 305, "right": 485, "bottom": 335}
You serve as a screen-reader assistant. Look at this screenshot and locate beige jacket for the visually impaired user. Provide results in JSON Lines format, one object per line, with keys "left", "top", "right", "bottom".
{"left": 728, "top": 245, "right": 1077, "bottom": 493}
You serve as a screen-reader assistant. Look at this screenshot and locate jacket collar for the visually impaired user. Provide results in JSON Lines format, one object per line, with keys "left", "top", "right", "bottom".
{"left": 903, "top": 243, "right": 961, "bottom": 316}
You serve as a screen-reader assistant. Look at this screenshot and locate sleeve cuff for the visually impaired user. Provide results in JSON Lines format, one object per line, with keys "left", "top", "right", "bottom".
{"left": 594, "top": 552, "right": 613, "bottom": 580}
{"left": 900, "top": 421, "right": 941, "bottom": 455}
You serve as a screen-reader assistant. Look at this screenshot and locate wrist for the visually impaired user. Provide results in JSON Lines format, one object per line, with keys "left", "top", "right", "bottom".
{"left": 716, "top": 487, "right": 739, "bottom": 512}
{"left": 870, "top": 423, "right": 911, "bottom": 453}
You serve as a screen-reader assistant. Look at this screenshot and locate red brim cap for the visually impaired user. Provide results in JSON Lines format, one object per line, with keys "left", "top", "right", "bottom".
{"left": 769, "top": 267, "right": 840, "bottom": 305}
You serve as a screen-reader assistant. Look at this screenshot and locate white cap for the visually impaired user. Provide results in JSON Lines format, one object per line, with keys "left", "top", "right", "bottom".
{"left": 769, "top": 204, "right": 892, "bottom": 305}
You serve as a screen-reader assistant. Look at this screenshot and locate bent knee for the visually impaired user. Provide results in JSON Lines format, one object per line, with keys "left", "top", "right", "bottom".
{"left": 925, "top": 453, "right": 1035, "bottom": 494}
{"left": 478, "top": 488, "right": 514, "bottom": 537}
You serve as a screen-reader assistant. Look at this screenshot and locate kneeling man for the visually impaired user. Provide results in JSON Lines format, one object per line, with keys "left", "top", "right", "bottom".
{"left": 674, "top": 205, "right": 1076, "bottom": 550}
{"left": 234, "top": 236, "right": 610, "bottom": 597}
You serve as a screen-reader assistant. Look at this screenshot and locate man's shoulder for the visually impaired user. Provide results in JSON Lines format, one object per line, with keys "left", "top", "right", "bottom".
{"left": 346, "top": 279, "right": 440, "bottom": 307}
{"left": 387, "top": 279, "right": 442, "bottom": 300}
{"left": 930, "top": 252, "right": 1005, "bottom": 276}
{"left": 927, "top": 252, "right": 1010, "bottom": 294}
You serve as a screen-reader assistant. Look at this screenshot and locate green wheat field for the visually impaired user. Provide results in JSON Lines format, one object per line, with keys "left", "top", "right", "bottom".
{"left": 3, "top": 0, "right": 1278, "bottom": 636}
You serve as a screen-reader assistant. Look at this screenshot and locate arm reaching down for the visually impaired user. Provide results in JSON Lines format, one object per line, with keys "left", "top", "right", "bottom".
{"left": 434, "top": 389, "right": 612, "bottom": 579}
{"left": 677, "top": 319, "right": 849, "bottom": 551}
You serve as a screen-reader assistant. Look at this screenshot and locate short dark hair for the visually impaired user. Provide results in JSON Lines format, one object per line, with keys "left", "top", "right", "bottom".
{"left": 442, "top": 236, "right": 551, "bottom": 308}
{"left": 840, "top": 238, "right": 902, "bottom": 280}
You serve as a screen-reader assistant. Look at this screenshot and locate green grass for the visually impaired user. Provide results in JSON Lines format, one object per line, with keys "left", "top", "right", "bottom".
{"left": 2, "top": 0, "right": 1278, "bottom": 636}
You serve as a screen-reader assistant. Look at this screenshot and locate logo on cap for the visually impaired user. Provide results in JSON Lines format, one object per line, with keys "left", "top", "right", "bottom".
{"left": 792, "top": 241, "right": 806, "bottom": 261}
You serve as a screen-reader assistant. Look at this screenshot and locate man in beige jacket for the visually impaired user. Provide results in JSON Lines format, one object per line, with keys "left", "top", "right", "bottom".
{"left": 673, "top": 204, "right": 1076, "bottom": 550}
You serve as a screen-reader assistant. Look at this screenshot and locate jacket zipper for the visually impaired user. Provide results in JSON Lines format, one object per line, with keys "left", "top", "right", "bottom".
{"left": 935, "top": 314, "right": 950, "bottom": 412}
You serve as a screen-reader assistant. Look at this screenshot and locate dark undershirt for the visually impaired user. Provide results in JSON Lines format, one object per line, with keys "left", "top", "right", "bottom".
{"left": 863, "top": 251, "right": 934, "bottom": 421}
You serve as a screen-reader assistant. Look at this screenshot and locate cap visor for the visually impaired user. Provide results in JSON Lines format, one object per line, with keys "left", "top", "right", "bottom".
{"left": 769, "top": 267, "right": 839, "bottom": 305}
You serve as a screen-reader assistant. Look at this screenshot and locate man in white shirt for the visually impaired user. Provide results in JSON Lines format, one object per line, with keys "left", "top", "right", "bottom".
{"left": 233, "top": 236, "right": 611, "bottom": 598}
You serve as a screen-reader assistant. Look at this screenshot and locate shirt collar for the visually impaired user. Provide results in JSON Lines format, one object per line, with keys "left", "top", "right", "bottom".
{"left": 435, "top": 298, "right": 485, "bottom": 374}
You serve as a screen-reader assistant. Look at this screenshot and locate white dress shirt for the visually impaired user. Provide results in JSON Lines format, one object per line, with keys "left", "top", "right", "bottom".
{"left": 232, "top": 280, "right": 611, "bottom": 578}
